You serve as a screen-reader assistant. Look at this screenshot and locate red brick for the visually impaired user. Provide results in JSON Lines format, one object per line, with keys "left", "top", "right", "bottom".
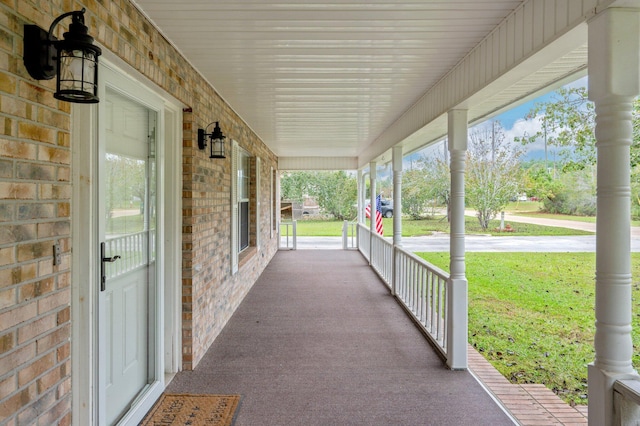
{"left": 36, "top": 364, "right": 63, "bottom": 394}
{"left": 0, "top": 287, "right": 14, "bottom": 309}
{"left": 0, "top": 182, "right": 36, "bottom": 199}
{"left": 56, "top": 202, "right": 70, "bottom": 218}
{"left": 0, "top": 331, "right": 14, "bottom": 354}
{"left": 38, "top": 183, "right": 71, "bottom": 200}
{"left": 0, "top": 138, "right": 37, "bottom": 160}
{"left": 0, "top": 375, "right": 16, "bottom": 400}
{"left": 56, "top": 342, "right": 70, "bottom": 362}
{"left": 0, "top": 302, "right": 37, "bottom": 330}
{"left": 17, "top": 389, "right": 54, "bottom": 425}
{"left": 35, "top": 324, "right": 70, "bottom": 354}
{"left": 37, "top": 108, "right": 69, "bottom": 130}
{"left": 2, "top": 97, "right": 30, "bottom": 120}
{"left": 17, "top": 352, "right": 55, "bottom": 387}
{"left": 17, "top": 241, "right": 52, "bottom": 262}
{"left": 16, "top": 162, "right": 55, "bottom": 181}
{"left": 36, "top": 221, "right": 69, "bottom": 239}
{"left": 35, "top": 395, "right": 70, "bottom": 426}
{"left": 18, "top": 81, "right": 57, "bottom": 110}
{"left": 0, "top": 384, "right": 36, "bottom": 423}
{"left": 0, "top": 224, "right": 36, "bottom": 244}
{"left": 17, "top": 122, "right": 56, "bottom": 144}
{"left": 56, "top": 307, "right": 69, "bottom": 326}
{"left": 37, "top": 288, "right": 69, "bottom": 315}
{"left": 0, "top": 71, "right": 16, "bottom": 94}
{"left": 0, "top": 343, "right": 36, "bottom": 376}
{"left": 17, "top": 203, "right": 55, "bottom": 220}
{"left": 38, "top": 146, "right": 70, "bottom": 165}
{"left": 17, "top": 313, "right": 56, "bottom": 344}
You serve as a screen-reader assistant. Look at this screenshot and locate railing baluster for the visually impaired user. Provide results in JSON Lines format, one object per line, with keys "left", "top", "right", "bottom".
{"left": 356, "top": 227, "right": 450, "bottom": 359}
{"left": 433, "top": 274, "right": 438, "bottom": 337}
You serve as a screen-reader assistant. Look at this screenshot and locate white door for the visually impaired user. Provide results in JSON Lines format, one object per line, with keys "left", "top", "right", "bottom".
{"left": 100, "top": 87, "right": 158, "bottom": 425}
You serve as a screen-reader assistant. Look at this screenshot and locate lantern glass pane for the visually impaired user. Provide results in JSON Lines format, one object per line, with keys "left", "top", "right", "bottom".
{"left": 211, "top": 139, "right": 225, "bottom": 158}
{"left": 59, "top": 49, "right": 96, "bottom": 93}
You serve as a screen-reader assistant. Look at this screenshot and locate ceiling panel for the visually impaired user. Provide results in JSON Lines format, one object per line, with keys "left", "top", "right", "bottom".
{"left": 133, "top": 0, "right": 527, "bottom": 159}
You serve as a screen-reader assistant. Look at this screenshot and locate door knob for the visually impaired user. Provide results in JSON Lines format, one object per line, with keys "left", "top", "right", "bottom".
{"left": 100, "top": 242, "right": 121, "bottom": 291}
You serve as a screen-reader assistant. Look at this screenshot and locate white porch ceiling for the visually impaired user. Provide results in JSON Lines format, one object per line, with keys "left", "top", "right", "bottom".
{"left": 131, "top": 0, "right": 586, "bottom": 165}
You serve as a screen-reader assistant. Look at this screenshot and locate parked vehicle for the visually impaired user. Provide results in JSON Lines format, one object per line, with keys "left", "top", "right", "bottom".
{"left": 380, "top": 200, "right": 393, "bottom": 218}
{"left": 366, "top": 199, "right": 393, "bottom": 218}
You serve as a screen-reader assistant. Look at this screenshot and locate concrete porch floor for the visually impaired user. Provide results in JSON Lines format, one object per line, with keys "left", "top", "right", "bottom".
{"left": 167, "top": 250, "right": 555, "bottom": 425}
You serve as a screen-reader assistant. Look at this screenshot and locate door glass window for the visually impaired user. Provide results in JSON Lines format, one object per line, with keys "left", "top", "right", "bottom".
{"left": 103, "top": 88, "right": 157, "bottom": 425}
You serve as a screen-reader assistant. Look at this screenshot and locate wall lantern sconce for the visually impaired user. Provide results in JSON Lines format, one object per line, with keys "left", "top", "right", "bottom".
{"left": 198, "top": 122, "right": 226, "bottom": 159}
{"left": 23, "top": 8, "right": 102, "bottom": 103}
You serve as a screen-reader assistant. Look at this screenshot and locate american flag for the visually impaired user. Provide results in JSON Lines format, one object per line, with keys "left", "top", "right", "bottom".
{"left": 365, "top": 194, "right": 384, "bottom": 235}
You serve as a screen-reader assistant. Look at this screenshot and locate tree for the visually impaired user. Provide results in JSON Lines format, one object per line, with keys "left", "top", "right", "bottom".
{"left": 515, "top": 85, "right": 640, "bottom": 217}
{"left": 466, "top": 123, "right": 523, "bottom": 230}
{"left": 313, "top": 171, "right": 357, "bottom": 220}
{"left": 542, "top": 167, "right": 596, "bottom": 216}
{"left": 280, "top": 170, "right": 357, "bottom": 220}
{"left": 521, "top": 160, "right": 559, "bottom": 201}
{"left": 280, "top": 171, "right": 315, "bottom": 203}
{"left": 425, "top": 155, "right": 451, "bottom": 219}
{"left": 517, "top": 85, "right": 640, "bottom": 169}
{"left": 400, "top": 148, "right": 450, "bottom": 220}
{"left": 515, "top": 87, "right": 596, "bottom": 170}
{"left": 402, "top": 167, "right": 431, "bottom": 219}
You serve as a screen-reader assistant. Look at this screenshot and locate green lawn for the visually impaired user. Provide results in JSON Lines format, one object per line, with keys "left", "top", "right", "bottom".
{"left": 504, "top": 200, "right": 544, "bottom": 213}
{"left": 416, "top": 252, "right": 640, "bottom": 405}
{"left": 293, "top": 217, "right": 592, "bottom": 237}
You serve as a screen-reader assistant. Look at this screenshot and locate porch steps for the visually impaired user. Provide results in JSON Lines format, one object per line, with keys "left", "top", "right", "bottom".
{"left": 468, "top": 346, "right": 588, "bottom": 425}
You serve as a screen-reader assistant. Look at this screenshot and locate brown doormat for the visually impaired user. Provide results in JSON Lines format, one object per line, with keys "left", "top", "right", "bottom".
{"left": 139, "top": 394, "right": 241, "bottom": 425}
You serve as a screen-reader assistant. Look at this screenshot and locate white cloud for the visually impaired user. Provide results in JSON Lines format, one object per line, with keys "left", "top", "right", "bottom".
{"left": 504, "top": 115, "right": 567, "bottom": 161}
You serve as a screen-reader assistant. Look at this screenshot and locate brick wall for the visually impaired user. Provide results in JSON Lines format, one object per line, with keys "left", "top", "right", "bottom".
{"left": 1, "top": 0, "right": 278, "bottom": 423}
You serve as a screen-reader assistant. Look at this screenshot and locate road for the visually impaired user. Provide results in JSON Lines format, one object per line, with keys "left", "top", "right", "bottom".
{"left": 289, "top": 214, "right": 640, "bottom": 252}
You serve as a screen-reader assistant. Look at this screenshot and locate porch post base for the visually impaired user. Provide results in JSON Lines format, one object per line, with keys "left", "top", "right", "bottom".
{"left": 588, "top": 364, "right": 640, "bottom": 426}
{"left": 446, "top": 277, "right": 468, "bottom": 370}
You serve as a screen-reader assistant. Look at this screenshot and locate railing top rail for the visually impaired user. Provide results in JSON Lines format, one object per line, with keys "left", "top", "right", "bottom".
{"left": 371, "top": 231, "right": 391, "bottom": 245}
{"left": 614, "top": 379, "right": 640, "bottom": 405}
{"left": 395, "top": 245, "right": 449, "bottom": 279}
{"left": 106, "top": 229, "right": 149, "bottom": 241}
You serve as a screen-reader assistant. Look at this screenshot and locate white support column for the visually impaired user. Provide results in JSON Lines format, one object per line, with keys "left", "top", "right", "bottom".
{"left": 357, "top": 169, "right": 365, "bottom": 224}
{"left": 392, "top": 146, "right": 403, "bottom": 297}
{"left": 588, "top": 8, "right": 640, "bottom": 426}
{"left": 589, "top": 8, "right": 640, "bottom": 426}
{"left": 392, "top": 146, "right": 403, "bottom": 247}
{"left": 447, "top": 109, "right": 468, "bottom": 370}
{"left": 369, "top": 162, "right": 377, "bottom": 265}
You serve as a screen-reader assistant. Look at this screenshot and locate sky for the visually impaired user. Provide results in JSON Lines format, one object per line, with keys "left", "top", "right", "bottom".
{"left": 409, "top": 75, "right": 589, "bottom": 164}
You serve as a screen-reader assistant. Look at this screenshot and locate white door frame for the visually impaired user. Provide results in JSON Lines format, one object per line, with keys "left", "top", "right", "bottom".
{"left": 71, "top": 57, "right": 182, "bottom": 426}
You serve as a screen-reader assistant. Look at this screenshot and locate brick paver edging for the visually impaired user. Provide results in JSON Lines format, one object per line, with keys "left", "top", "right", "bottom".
{"left": 468, "top": 345, "right": 588, "bottom": 425}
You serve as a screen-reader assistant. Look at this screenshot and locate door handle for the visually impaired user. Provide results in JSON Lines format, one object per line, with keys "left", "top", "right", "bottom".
{"left": 100, "top": 242, "right": 121, "bottom": 291}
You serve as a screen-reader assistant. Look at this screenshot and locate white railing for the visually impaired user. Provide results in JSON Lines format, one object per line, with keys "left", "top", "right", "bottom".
{"left": 614, "top": 379, "right": 640, "bottom": 424}
{"left": 342, "top": 221, "right": 358, "bottom": 249}
{"left": 105, "top": 230, "right": 154, "bottom": 279}
{"left": 395, "top": 246, "right": 448, "bottom": 357}
{"left": 370, "top": 232, "right": 393, "bottom": 287}
{"left": 356, "top": 222, "right": 449, "bottom": 358}
{"left": 357, "top": 223, "right": 370, "bottom": 260}
{"left": 279, "top": 221, "right": 297, "bottom": 250}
